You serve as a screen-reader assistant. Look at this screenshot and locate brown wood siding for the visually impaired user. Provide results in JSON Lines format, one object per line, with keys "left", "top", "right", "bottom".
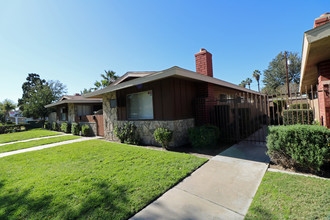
{"left": 116, "top": 77, "right": 196, "bottom": 121}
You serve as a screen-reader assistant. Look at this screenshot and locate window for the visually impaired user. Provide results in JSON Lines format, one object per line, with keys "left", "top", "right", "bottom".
{"left": 110, "top": 99, "right": 117, "bottom": 108}
{"left": 127, "top": 90, "right": 153, "bottom": 119}
{"left": 60, "top": 107, "right": 67, "bottom": 121}
{"left": 77, "top": 105, "right": 92, "bottom": 116}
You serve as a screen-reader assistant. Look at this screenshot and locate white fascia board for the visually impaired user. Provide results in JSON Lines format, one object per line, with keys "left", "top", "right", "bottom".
{"left": 299, "top": 34, "right": 310, "bottom": 91}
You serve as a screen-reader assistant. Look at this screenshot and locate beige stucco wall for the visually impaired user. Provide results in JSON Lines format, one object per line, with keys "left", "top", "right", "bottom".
{"left": 102, "top": 92, "right": 195, "bottom": 147}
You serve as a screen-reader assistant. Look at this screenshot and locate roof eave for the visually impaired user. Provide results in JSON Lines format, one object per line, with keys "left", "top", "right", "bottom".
{"left": 84, "top": 66, "right": 262, "bottom": 98}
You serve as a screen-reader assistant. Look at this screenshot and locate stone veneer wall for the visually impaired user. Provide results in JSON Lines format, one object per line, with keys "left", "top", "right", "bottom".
{"left": 115, "top": 119, "right": 195, "bottom": 147}
{"left": 103, "top": 92, "right": 119, "bottom": 141}
{"left": 102, "top": 92, "right": 195, "bottom": 147}
{"left": 68, "top": 103, "right": 76, "bottom": 123}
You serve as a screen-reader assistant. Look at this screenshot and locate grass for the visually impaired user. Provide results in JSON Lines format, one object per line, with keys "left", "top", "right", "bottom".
{"left": 0, "top": 139, "right": 207, "bottom": 219}
{"left": 0, "top": 135, "right": 81, "bottom": 153}
{"left": 246, "top": 171, "right": 330, "bottom": 220}
{"left": 0, "top": 128, "right": 60, "bottom": 144}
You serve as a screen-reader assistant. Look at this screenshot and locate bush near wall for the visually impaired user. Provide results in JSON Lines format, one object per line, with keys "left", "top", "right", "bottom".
{"left": 188, "top": 125, "right": 220, "bottom": 149}
{"left": 71, "top": 123, "right": 80, "bottom": 135}
{"left": 52, "top": 122, "right": 59, "bottom": 131}
{"left": 44, "top": 121, "right": 51, "bottom": 130}
{"left": 267, "top": 125, "right": 330, "bottom": 172}
{"left": 114, "top": 122, "right": 140, "bottom": 145}
{"left": 81, "top": 124, "right": 90, "bottom": 136}
{"left": 61, "top": 122, "right": 71, "bottom": 133}
{"left": 153, "top": 128, "right": 173, "bottom": 149}
{"left": 283, "top": 109, "right": 313, "bottom": 125}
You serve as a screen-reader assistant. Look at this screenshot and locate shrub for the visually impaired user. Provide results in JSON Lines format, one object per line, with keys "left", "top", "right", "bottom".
{"left": 60, "top": 122, "right": 71, "bottom": 133}
{"left": 28, "top": 120, "right": 44, "bottom": 128}
{"left": 266, "top": 125, "right": 330, "bottom": 172}
{"left": 153, "top": 128, "right": 173, "bottom": 149}
{"left": 44, "top": 121, "right": 51, "bottom": 130}
{"left": 283, "top": 109, "right": 313, "bottom": 125}
{"left": 71, "top": 123, "right": 80, "bottom": 135}
{"left": 81, "top": 124, "right": 90, "bottom": 136}
{"left": 52, "top": 122, "right": 59, "bottom": 131}
{"left": 273, "top": 99, "right": 286, "bottom": 113}
{"left": 188, "top": 125, "right": 220, "bottom": 149}
{"left": 5, "top": 121, "right": 13, "bottom": 125}
{"left": 114, "top": 122, "right": 140, "bottom": 145}
{"left": 290, "top": 103, "right": 309, "bottom": 109}
{"left": 0, "top": 124, "right": 28, "bottom": 134}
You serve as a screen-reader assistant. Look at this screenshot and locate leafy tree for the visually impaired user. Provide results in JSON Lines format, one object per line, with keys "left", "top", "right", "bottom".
{"left": 262, "top": 51, "right": 301, "bottom": 94}
{"left": 80, "top": 88, "right": 93, "bottom": 94}
{"left": 277, "top": 83, "right": 300, "bottom": 94}
{"left": 48, "top": 80, "right": 67, "bottom": 100}
{"left": 18, "top": 73, "right": 66, "bottom": 120}
{"left": 94, "top": 70, "right": 119, "bottom": 90}
{"left": 239, "top": 80, "right": 247, "bottom": 88}
{"left": 253, "top": 70, "right": 261, "bottom": 92}
{"left": 1, "top": 99, "right": 16, "bottom": 121}
{"left": 245, "top": 78, "right": 252, "bottom": 89}
{"left": 0, "top": 102, "right": 4, "bottom": 123}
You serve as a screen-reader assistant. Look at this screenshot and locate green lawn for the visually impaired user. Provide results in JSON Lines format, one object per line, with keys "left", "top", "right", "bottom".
{"left": 0, "top": 135, "right": 81, "bottom": 153}
{"left": 0, "top": 139, "right": 207, "bottom": 219}
{"left": 0, "top": 129, "right": 60, "bottom": 144}
{"left": 246, "top": 171, "right": 330, "bottom": 220}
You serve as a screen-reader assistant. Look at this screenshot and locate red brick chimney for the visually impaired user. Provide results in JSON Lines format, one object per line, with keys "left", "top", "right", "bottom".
{"left": 314, "top": 13, "right": 330, "bottom": 28}
{"left": 195, "top": 48, "right": 213, "bottom": 77}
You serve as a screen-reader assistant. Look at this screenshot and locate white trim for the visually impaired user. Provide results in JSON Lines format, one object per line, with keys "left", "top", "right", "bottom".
{"left": 45, "top": 99, "right": 102, "bottom": 108}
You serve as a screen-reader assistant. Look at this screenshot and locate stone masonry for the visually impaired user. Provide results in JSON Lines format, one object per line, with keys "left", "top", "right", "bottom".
{"left": 102, "top": 92, "right": 195, "bottom": 147}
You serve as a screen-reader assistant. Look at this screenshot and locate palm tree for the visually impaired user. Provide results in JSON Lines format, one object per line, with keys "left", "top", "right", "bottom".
{"left": 94, "top": 70, "right": 119, "bottom": 90}
{"left": 2, "top": 99, "right": 16, "bottom": 121}
{"left": 245, "top": 78, "right": 252, "bottom": 89}
{"left": 253, "top": 70, "right": 261, "bottom": 92}
{"left": 239, "top": 80, "right": 247, "bottom": 88}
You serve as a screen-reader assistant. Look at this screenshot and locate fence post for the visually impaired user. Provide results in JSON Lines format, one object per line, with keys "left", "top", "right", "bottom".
{"left": 234, "top": 93, "right": 240, "bottom": 141}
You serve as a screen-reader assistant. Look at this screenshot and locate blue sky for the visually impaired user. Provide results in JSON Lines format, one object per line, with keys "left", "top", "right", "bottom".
{"left": 0, "top": 0, "right": 329, "bottom": 103}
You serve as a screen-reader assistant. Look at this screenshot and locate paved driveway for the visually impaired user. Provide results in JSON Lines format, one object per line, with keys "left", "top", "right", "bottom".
{"left": 131, "top": 141, "right": 269, "bottom": 220}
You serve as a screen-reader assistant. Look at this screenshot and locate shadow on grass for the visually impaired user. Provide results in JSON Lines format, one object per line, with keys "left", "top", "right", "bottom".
{"left": 245, "top": 207, "right": 274, "bottom": 220}
{"left": 0, "top": 180, "right": 53, "bottom": 219}
{"left": 0, "top": 179, "right": 131, "bottom": 219}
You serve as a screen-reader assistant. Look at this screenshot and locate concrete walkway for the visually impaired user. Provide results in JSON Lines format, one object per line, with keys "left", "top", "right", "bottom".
{"left": 0, "top": 136, "right": 102, "bottom": 158}
{"left": 0, "top": 133, "right": 69, "bottom": 147}
{"left": 131, "top": 141, "right": 269, "bottom": 220}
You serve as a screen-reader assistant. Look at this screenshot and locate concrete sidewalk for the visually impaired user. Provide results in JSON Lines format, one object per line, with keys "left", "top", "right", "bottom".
{"left": 0, "top": 133, "right": 70, "bottom": 147}
{"left": 0, "top": 136, "right": 102, "bottom": 158}
{"left": 131, "top": 142, "right": 269, "bottom": 220}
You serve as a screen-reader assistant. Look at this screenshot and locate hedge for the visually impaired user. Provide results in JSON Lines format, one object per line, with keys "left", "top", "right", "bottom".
{"left": 81, "top": 124, "right": 90, "bottom": 136}
{"left": 61, "top": 122, "right": 71, "bottom": 133}
{"left": 188, "top": 125, "right": 220, "bottom": 149}
{"left": 266, "top": 125, "right": 330, "bottom": 172}
{"left": 283, "top": 109, "right": 313, "bottom": 125}
{"left": 71, "top": 123, "right": 80, "bottom": 135}
{"left": 0, "top": 124, "right": 29, "bottom": 134}
{"left": 27, "top": 120, "right": 44, "bottom": 129}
